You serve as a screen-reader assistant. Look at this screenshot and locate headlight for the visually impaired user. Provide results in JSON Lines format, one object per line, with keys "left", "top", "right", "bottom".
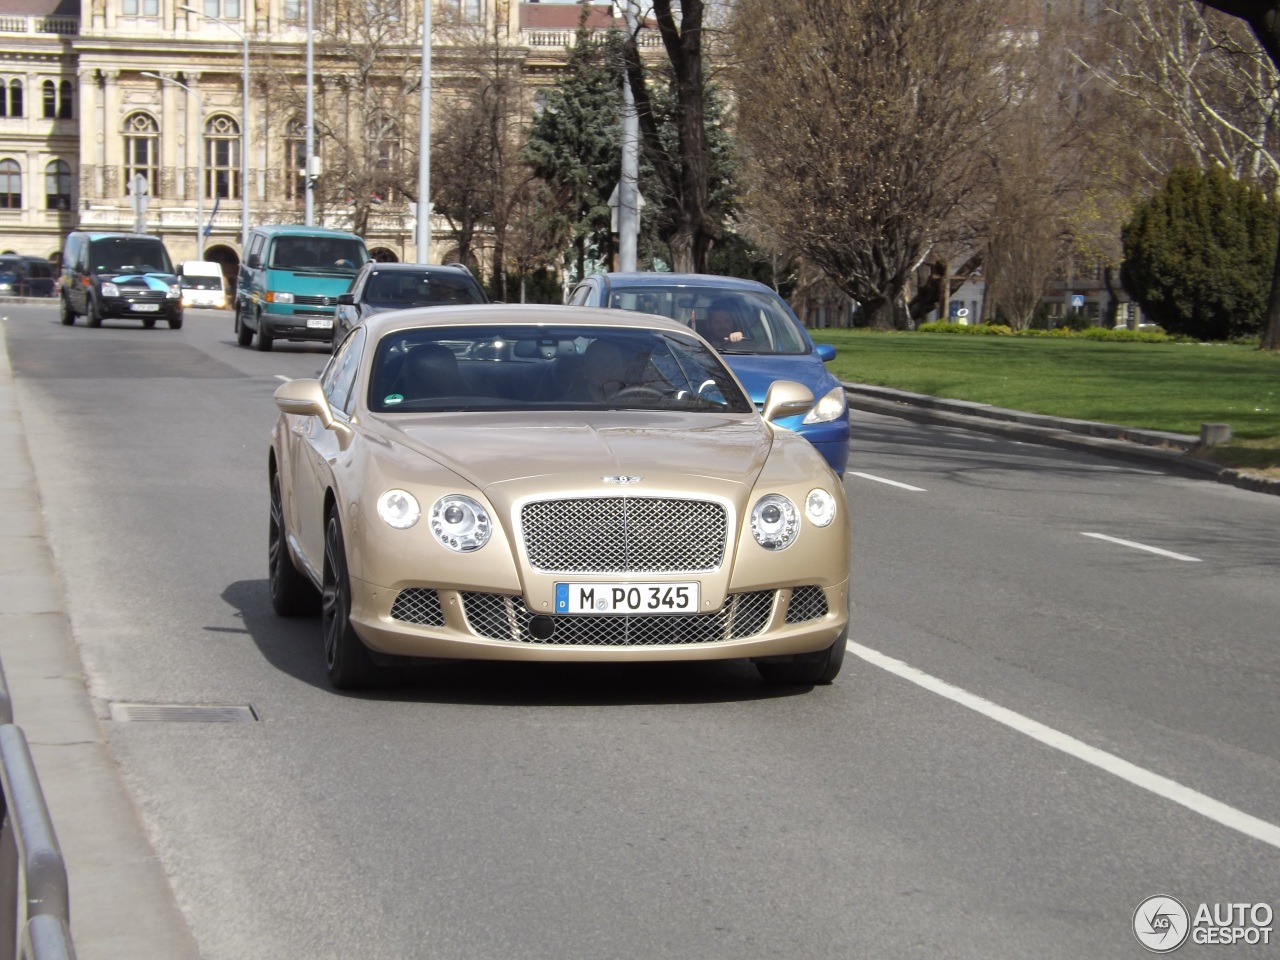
{"left": 101, "top": 282, "right": 119, "bottom": 297}
{"left": 430, "top": 494, "right": 491, "bottom": 552}
{"left": 802, "top": 386, "right": 847, "bottom": 424}
{"left": 376, "top": 489, "right": 420, "bottom": 529}
{"left": 267, "top": 291, "right": 295, "bottom": 303}
{"left": 805, "top": 488, "right": 837, "bottom": 527}
{"left": 750, "top": 494, "right": 798, "bottom": 551}
{"left": 167, "top": 283, "right": 181, "bottom": 299}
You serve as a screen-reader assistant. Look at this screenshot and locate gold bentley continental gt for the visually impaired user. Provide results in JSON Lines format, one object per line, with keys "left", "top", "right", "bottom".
{"left": 268, "top": 305, "right": 849, "bottom": 689}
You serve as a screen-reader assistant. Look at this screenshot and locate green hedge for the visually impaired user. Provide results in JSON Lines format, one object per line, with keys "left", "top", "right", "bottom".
{"left": 915, "top": 322, "right": 1188, "bottom": 343}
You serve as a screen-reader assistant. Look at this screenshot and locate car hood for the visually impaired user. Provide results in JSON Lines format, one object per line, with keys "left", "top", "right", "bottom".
{"left": 101, "top": 271, "right": 178, "bottom": 289}
{"left": 719, "top": 353, "right": 839, "bottom": 407}
{"left": 378, "top": 411, "right": 774, "bottom": 494}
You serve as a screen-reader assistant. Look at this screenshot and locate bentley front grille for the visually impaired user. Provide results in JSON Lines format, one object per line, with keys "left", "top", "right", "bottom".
{"left": 785, "top": 585, "right": 830, "bottom": 624}
{"left": 461, "top": 590, "right": 775, "bottom": 646}
{"left": 390, "top": 588, "right": 445, "bottom": 626}
{"left": 521, "top": 497, "right": 727, "bottom": 575}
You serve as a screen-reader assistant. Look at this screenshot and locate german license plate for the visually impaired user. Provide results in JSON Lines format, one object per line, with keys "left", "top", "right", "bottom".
{"left": 306, "top": 317, "right": 334, "bottom": 329}
{"left": 131, "top": 303, "right": 160, "bottom": 312}
{"left": 554, "top": 582, "right": 700, "bottom": 615}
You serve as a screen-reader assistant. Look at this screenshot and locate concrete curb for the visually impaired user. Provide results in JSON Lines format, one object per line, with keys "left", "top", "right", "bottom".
{"left": 842, "top": 382, "right": 1280, "bottom": 498}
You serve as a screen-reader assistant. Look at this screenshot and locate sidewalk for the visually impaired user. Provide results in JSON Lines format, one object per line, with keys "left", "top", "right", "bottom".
{"left": 844, "top": 382, "right": 1280, "bottom": 498}
{"left": 0, "top": 330, "right": 201, "bottom": 959}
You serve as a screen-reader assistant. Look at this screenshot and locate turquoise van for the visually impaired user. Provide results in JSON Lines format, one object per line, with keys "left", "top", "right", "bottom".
{"left": 234, "top": 225, "right": 369, "bottom": 350}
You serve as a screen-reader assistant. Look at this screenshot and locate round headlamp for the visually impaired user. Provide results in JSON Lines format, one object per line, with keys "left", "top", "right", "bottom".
{"left": 750, "top": 494, "right": 799, "bottom": 551}
{"left": 430, "top": 494, "right": 492, "bottom": 552}
{"left": 376, "top": 489, "right": 420, "bottom": 529}
{"left": 804, "top": 488, "right": 837, "bottom": 527}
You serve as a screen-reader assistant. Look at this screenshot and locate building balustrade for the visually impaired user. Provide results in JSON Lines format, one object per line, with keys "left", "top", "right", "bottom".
{"left": 0, "top": 14, "right": 78, "bottom": 35}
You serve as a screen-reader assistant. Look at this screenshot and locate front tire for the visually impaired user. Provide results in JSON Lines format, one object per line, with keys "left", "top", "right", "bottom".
{"left": 59, "top": 295, "right": 75, "bottom": 326}
{"left": 87, "top": 295, "right": 103, "bottom": 328}
{"left": 168, "top": 313, "right": 183, "bottom": 330}
{"left": 321, "top": 512, "right": 378, "bottom": 689}
{"left": 269, "top": 471, "right": 319, "bottom": 617}
{"left": 253, "top": 314, "right": 274, "bottom": 352}
{"left": 235, "top": 306, "right": 253, "bottom": 346}
{"left": 142, "top": 316, "right": 157, "bottom": 329}
{"left": 755, "top": 627, "right": 847, "bottom": 685}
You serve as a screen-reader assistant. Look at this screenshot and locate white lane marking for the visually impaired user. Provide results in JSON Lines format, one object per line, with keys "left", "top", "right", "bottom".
{"left": 850, "top": 471, "right": 926, "bottom": 492}
{"left": 1081, "top": 532, "right": 1202, "bottom": 563}
{"left": 274, "top": 375, "right": 291, "bottom": 382}
{"left": 848, "top": 641, "right": 1280, "bottom": 850}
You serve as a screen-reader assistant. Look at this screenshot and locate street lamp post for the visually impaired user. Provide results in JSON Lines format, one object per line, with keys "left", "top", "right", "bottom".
{"left": 142, "top": 72, "right": 204, "bottom": 259}
{"left": 180, "top": 4, "right": 249, "bottom": 251}
{"left": 416, "top": 0, "right": 431, "bottom": 262}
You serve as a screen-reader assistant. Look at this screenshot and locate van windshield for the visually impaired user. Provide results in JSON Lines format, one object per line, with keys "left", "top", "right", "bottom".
{"left": 91, "top": 238, "right": 173, "bottom": 275}
{"left": 268, "top": 237, "right": 367, "bottom": 275}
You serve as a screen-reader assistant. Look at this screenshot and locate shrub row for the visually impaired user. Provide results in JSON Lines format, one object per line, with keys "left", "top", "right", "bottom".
{"left": 915, "top": 322, "right": 1190, "bottom": 343}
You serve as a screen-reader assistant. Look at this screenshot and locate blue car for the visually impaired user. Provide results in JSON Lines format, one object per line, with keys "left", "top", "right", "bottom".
{"left": 568, "top": 273, "right": 849, "bottom": 475}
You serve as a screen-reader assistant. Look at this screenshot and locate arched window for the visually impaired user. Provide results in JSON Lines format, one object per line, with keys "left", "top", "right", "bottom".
{"left": 284, "top": 117, "right": 307, "bottom": 202}
{"left": 0, "top": 159, "right": 21, "bottom": 209}
{"left": 43, "top": 80, "right": 57, "bottom": 119}
{"left": 58, "top": 80, "right": 73, "bottom": 119}
{"left": 2, "top": 80, "right": 23, "bottom": 119}
{"left": 123, "top": 112, "right": 159, "bottom": 195}
{"left": 45, "top": 159, "right": 71, "bottom": 210}
{"left": 204, "top": 114, "right": 240, "bottom": 200}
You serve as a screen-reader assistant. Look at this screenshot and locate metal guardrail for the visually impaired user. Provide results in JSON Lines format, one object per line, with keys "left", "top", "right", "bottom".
{"left": 0, "top": 724, "right": 75, "bottom": 960}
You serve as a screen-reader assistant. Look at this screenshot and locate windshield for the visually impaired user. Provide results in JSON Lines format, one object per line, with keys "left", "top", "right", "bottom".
{"left": 90, "top": 238, "right": 174, "bottom": 275}
{"left": 607, "top": 286, "right": 811, "bottom": 356}
{"left": 367, "top": 324, "right": 753, "bottom": 415}
{"left": 365, "top": 271, "right": 484, "bottom": 307}
{"left": 268, "top": 236, "right": 368, "bottom": 275}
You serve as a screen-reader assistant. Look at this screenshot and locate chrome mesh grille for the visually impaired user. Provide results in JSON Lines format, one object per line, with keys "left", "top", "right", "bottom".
{"left": 389, "top": 588, "right": 445, "bottom": 626}
{"left": 785, "top": 585, "right": 829, "bottom": 624}
{"left": 461, "top": 591, "right": 774, "bottom": 646}
{"left": 521, "top": 497, "right": 727, "bottom": 574}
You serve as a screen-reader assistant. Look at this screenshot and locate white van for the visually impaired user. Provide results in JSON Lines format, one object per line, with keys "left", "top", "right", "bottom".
{"left": 179, "top": 260, "right": 227, "bottom": 309}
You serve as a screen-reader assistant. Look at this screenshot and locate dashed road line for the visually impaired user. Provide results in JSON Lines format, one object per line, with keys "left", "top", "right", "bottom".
{"left": 848, "top": 640, "right": 1280, "bottom": 850}
{"left": 1081, "top": 532, "right": 1202, "bottom": 562}
{"left": 849, "top": 471, "right": 926, "bottom": 492}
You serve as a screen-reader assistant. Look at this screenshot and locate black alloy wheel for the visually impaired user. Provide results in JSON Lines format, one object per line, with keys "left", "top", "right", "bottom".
{"left": 268, "top": 471, "right": 319, "bottom": 617}
{"left": 321, "top": 512, "right": 377, "bottom": 689}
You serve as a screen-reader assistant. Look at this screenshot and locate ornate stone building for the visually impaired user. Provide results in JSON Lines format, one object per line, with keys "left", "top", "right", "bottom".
{"left": 0, "top": 0, "right": 628, "bottom": 274}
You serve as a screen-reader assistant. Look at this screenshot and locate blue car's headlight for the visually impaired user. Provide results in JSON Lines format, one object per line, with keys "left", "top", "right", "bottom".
{"left": 802, "top": 386, "right": 847, "bottom": 424}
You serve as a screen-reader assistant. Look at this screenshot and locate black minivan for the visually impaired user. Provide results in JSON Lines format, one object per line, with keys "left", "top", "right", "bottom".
{"left": 59, "top": 232, "right": 184, "bottom": 329}
{"left": 0, "top": 255, "right": 56, "bottom": 297}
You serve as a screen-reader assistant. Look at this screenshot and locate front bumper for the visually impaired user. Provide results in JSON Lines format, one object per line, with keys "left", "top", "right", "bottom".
{"left": 348, "top": 578, "right": 849, "bottom": 663}
{"left": 261, "top": 308, "right": 336, "bottom": 342}
{"left": 101, "top": 297, "right": 182, "bottom": 320}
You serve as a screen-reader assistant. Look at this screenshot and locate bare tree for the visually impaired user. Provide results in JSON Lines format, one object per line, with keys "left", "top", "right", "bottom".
{"left": 728, "top": 0, "right": 1012, "bottom": 329}
{"left": 622, "top": 0, "right": 720, "bottom": 272}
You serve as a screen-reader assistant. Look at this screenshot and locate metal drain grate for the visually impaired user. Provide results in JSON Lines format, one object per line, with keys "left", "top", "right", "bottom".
{"left": 109, "top": 703, "right": 259, "bottom": 723}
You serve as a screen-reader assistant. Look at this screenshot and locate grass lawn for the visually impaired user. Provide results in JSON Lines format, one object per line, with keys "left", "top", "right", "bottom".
{"left": 810, "top": 330, "right": 1280, "bottom": 477}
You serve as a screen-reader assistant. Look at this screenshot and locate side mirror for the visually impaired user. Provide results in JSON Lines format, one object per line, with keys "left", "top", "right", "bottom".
{"left": 761, "top": 380, "right": 814, "bottom": 422}
{"left": 274, "top": 378, "right": 331, "bottom": 423}
{"left": 246, "top": 254, "right": 261, "bottom": 269}
{"left": 274, "top": 378, "right": 356, "bottom": 446}
{"left": 815, "top": 343, "right": 836, "bottom": 362}
{"left": 337, "top": 293, "right": 355, "bottom": 305}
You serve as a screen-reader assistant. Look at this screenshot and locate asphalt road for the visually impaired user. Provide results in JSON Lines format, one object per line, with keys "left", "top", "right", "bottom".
{"left": 3, "top": 301, "right": 1279, "bottom": 959}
